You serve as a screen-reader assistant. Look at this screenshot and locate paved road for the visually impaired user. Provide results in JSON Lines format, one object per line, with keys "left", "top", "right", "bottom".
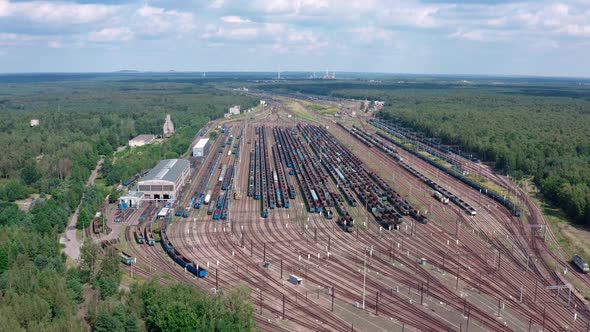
{"left": 60, "top": 158, "right": 103, "bottom": 261}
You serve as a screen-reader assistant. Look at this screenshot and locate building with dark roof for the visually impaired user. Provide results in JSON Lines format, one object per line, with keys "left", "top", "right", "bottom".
{"left": 137, "top": 159, "right": 190, "bottom": 200}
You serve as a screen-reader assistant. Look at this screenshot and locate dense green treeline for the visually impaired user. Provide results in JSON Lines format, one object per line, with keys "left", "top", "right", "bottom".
{"left": 0, "top": 81, "right": 254, "bottom": 196}
{"left": 261, "top": 80, "right": 590, "bottom": 223}
{"left": 1, "top": 229, "right": 255, "bottom": 331}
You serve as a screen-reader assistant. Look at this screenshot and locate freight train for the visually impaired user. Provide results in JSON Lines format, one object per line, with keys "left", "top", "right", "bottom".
{"left": 160, "top": 222, "right": 207, "bottom": 278}
{"left": 371, "top": 119, "right": 521, "bottom": 217}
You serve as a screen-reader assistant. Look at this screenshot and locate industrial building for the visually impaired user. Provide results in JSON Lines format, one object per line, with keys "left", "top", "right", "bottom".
{"left": 128, "top": 134, "right": 155, "bottom": 147}
{"left": 119, "top": 190, "right": 144, "bottom": 209}
{"left": 229, "top": 105, "right": 241, "bottom": 115}
{"left": 137, "top": 159, "right": 190, "bottom": 200}
{"left": 163, "top": 114, "right": 175, "bottom": 138}
{"left": 193, "top": 138, "right": 210, "bottom": 157}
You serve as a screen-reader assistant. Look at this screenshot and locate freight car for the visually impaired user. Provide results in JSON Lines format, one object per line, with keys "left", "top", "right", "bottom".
{"left": 145, "top": 225, "right": 155, "bottom": 246}
{"left": 207, "top": 200, "right": 216, "bottom": 215}
{"left": 92, "top": 217, "right": 101, "bottom": 234}
{"left": 120, "top": 252, "right": 136, "bottom": 265}
{"left": 337, "top": 217, "right": 353, "bottom": 232}
{"left": 204, "top": 190, "right": 213, "bottom": 205}
{"left": 134, "top": 226, "right": 145, "bottom": 244}
{"left": 433, "top": 191, "right": 450, "bottom": 204}
{"left": 194, "top": 193, "right": 205, "bottom": 209}
{"left": 123, "top": 174, "right": 139, "bottom": 186}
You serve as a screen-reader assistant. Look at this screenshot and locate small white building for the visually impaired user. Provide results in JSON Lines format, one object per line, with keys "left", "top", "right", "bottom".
{"left": 119, "top": 191, "right": 144, "bottom": 209}
{"left": 30, "top": 119, "right": 40, "bottom": 127}
{"left": 229, "top": 105, "right": 241, "bottom": 115}
{"left": 128, "top": 134, "right": 156, "bottom": 147}
{"left": 193, "top": 138, "right": 210, "bottom": 157}
{"left": 260, "top": 100, "right": 266, "bottom": 105}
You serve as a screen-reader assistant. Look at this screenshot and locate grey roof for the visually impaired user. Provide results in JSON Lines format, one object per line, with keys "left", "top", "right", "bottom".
{"left": 140, "top": 159, "right": 189, "bottom": 183}
{"left": 121, "top": 190, "right": 144, "bottom": 199}
{"left": 130, "top": 134, "right": 155, "bottom": 143}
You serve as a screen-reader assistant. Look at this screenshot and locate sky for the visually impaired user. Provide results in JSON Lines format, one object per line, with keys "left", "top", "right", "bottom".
{"left": 0, "top": 0, "right": 589, "bottom": 76}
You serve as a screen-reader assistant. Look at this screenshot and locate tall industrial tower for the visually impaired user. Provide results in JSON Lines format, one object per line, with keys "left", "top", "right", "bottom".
{"left": 163, "top": 114, "right": 175, "bottom": 138}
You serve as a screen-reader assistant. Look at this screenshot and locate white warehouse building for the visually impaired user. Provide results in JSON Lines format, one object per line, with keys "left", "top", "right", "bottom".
{"left": 137, "top": 159, "right": 190, "bottom": 200}
{"left": 128, "top": 134, "right": 155, "bottom": 147}
{"left": 193, "top": 138, "right": 210, "bottom": 157}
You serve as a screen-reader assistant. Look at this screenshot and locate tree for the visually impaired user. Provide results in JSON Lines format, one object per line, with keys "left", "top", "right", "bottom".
{"left": 80, "top": 237, "right": 100, "bottom": 280}
{"left": 21, "top": 161, "right": 40, "bottom": 186}
{"left": 0, "top": 180, "right": 28, "bottom": 202}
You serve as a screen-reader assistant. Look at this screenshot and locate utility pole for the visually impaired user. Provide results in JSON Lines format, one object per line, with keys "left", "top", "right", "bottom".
{"left": 362, "top": 248, "right": 367, "bottom": 310}
{"left": 542, "top": 306, "right": 546, "bottom": 331}
{"left": 375, "top": 291, "right": 379, "bottom": 315}
{"left": 420, "top": 282, "right": 424, "bottom": 305}
{"left": 331, "top": 286, "right": 335, "bottom": 312}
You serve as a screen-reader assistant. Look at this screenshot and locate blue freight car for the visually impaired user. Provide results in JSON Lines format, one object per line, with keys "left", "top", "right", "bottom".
{"left": 187, "top": 264, "right": 208, "bottom": 278}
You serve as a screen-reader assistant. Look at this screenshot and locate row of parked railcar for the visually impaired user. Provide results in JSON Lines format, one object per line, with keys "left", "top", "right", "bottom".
{"left": 370, "top": 119, "right": 521, "bottom": 217}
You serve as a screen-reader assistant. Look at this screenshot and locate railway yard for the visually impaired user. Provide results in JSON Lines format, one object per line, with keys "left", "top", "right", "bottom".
{"left": 93, "top": 95, "right": 590, "bottom": 332}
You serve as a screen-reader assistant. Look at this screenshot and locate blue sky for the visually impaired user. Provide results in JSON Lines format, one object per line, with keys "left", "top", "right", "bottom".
{"left": 0, "top": 0, "right": 589, "bottom": 76}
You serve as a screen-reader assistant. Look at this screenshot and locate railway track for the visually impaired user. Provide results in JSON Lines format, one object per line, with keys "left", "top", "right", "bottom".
{"left": 112, "top": 99, "right": 590, "bottom": 331}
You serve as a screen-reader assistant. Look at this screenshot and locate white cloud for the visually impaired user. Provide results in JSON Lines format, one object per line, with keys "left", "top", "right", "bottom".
{"left": 0, "top": 32, "right": 40, "bottom": 46}
{"left": 256, "top": 0, "right": 329, "bottom": 15}
{"left": 221, "top": 16, "right": 251, "bottom": 24}
{"left": 558, "top": 24, "right": 590, "bottom": 37}
{"left": 48, "top": 40, "right": 63, "bottom": 48}
{"left": 136, "top": 5, "right": 196, "bottom": 36}
{"left": 202, "top": 27, "right": 257, "bottom": 40}
{"left": 209, "top": 0, "right": 225, "bottom": 9}
{"left": 448, "top": 29, "right": 484, "bottom": 41}
{"left": 0, "top": 0, "right": 119, "bottom": 24}
{"left": 351, "top": 26, "right": 395, "bottom": 43}
{"left": 448, "top": 29, "right": 514, "bottom": 42}
{"left": 381, "top": 4, "right": 445, "bottom": 28}
{"left": 88, "top": 27, "right": 134, "bottom": 42}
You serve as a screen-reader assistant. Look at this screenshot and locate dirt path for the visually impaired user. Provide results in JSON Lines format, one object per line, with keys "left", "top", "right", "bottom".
{"left": 60, "top": 157, "right": 103, "bottom": 261}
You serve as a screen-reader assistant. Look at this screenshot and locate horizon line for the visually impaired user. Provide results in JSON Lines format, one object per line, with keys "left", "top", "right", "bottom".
{"left": 0, "top": 70, "right": 589, "bottom": 80}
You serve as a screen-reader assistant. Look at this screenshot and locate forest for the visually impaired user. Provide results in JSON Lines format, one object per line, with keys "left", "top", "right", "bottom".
{"left": 260, "top": 79, "right": 590, "bottom": 223}
{"left": 0, "top": 74, "right": 257, "bottom": 331}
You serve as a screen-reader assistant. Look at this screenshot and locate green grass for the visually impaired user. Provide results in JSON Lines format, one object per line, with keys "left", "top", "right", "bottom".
{"left": 524, "top": 179, "right": 590, "bottom": 263}
{"left": 300, "top": 100, "right": 339, "bottom": 115}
